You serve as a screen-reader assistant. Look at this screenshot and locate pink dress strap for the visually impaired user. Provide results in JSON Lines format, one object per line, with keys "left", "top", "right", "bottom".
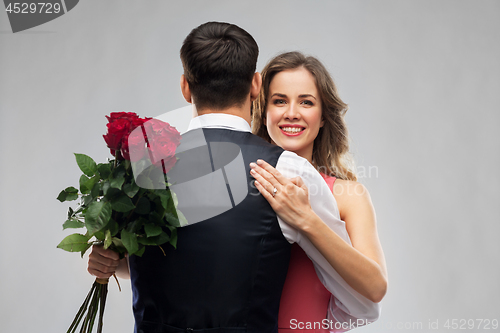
{"left": 278, "top": 174, "right": 337, "bottom": 333}
{"left": 320, "top": 173, "right": 336, "bottom": 193}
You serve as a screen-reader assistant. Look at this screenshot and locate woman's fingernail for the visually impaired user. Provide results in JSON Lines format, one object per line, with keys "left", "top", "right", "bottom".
{"left": 250, "top": 169, "right": 256, "bottom": 174}
{"left": 250, "top": 162, "right": 257, "bottom": 168}
{"left": 257, "top": 159, "right": 263, "bottom": 165}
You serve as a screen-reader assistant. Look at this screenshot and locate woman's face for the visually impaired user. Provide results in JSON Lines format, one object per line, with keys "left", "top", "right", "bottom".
{"left": 265, "top": 67, "right": 323, "bottom": 162}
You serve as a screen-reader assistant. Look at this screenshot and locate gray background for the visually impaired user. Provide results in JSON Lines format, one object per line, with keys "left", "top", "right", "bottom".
{"left": 1, "top": 1, "right": 499, "bottom": 332}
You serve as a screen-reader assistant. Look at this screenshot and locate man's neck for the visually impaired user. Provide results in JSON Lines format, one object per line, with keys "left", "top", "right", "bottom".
{"left": 194, "top": 101, "right": 252, "bottom": 126}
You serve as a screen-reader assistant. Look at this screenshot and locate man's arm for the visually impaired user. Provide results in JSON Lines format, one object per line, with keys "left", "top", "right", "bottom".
{"left": 275, "top": 151, "right": 381, "bottom": 324}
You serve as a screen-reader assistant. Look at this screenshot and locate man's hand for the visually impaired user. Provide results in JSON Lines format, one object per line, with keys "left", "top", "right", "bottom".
{"left": 87, "top": 245, "right": 121, "bottom": 279}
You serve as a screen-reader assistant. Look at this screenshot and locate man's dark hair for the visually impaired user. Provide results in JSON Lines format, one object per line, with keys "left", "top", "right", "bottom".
{"left": 180, "top": 22, "right": 259, "bottom": 111}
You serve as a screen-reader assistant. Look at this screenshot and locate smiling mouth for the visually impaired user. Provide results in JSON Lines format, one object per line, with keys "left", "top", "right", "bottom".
{"left": 280, "top": 126, "right": 305, "bottom": 135}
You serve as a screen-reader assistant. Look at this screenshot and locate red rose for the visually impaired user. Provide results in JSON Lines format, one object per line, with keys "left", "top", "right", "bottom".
{"left": 145, "top": 118, "right": 170, "bottom": 133}
{"left": 141, "top": 118, "right": 181, "bottom": 173}
{"left": 103, "top": 118, "right": 132, "bottom": 158}
{"left": 103, "top": 112, "right": 149, "bottom": 160}
{"left": 149, "top": 134, "right": 179, "bottom": 166}
{"left": 105, "top": 112, "right": 140, "bottom": 123}
{"left": 122, "top": 125, "right": 147, "bottom": 161}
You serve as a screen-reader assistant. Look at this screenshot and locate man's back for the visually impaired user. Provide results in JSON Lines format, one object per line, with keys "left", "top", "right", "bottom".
{"left": 129, "top": 128, "right": 292, "bottom": 333}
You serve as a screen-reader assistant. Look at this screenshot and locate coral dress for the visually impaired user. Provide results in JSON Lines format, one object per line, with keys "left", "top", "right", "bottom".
{"left": 278, "top": 174, "right": 337, "bottom": 333}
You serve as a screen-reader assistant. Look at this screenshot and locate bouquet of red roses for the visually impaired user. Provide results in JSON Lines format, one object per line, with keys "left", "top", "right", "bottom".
{"left": 57, "top": 112, "right": 184, "bottom": 333}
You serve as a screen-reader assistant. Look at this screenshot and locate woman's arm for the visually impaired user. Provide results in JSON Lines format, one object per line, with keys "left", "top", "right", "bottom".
{"left": 305, "top": 179, "right": 387, "bottom": 302}
{"left": 250, "top": 160, "right": 387, "bottom": 303}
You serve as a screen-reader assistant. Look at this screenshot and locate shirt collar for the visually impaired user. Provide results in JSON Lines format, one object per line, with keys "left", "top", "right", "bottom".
{"left": 187, "top": 113, "right": 251, "bottom": 132}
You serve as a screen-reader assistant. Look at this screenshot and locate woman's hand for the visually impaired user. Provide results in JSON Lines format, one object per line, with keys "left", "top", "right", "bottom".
{"left": 249, "top": 159, "right": 316, "bottom": 231}
{"left": 250, "top": 159, "right": 387, "bottom": 303}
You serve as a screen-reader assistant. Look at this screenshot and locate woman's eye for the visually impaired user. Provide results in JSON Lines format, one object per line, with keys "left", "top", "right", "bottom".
{"left": 273, "top": 99, "right": 285, "bottom": 105}
{"left": 302, "top": 100, "right": 314, "bottom": 106}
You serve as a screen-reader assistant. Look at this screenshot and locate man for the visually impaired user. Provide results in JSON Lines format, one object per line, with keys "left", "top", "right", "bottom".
{"left": 88, "top": 22, "right": 379, "bottom": 333}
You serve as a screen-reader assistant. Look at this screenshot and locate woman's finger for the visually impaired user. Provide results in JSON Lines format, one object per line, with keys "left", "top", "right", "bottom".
{"left": 250, "top": 167, "right": 279, "bottom": 197}
{"left": 249, "top": 162, "right": 282, "bottom": 189}
{"left": 255, "top": 159, "right": 288, "bottom": 184}
{"left": 253, "top": 180, "right": 276, "bottom": 204}
{"left": 289, "top": 176, "right": 305, "bottom": 188}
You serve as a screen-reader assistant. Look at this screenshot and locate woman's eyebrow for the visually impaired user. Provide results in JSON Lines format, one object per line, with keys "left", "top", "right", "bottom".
{"left": 298, "top": 94, "right": 317, "bottom": 100}
{"left": 270, "top": 93, "right": 287, "bottom": 98}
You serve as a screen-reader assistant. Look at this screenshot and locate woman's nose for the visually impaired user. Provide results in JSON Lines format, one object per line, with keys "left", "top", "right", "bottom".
{"left": 284, "top": 103, "right": 300, "bottom": 120}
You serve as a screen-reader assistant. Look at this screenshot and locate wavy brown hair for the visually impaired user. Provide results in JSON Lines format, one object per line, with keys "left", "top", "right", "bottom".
{"left": 252, "top": 51, "right": 357, "bottom": 181}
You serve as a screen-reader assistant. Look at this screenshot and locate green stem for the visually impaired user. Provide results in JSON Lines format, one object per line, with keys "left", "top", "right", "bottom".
{"left": 81, "top": 282, "right": 100, "bottom": 333}
{"left": 97, "top": 284, "right": 108, "bottom": 333}
{"left": 67, "top": 283, "right": 96, "bottom": 333}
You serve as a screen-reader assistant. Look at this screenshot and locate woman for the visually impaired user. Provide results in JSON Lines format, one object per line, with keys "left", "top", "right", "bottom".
{"left": 250, "top": 51, "right": 387, "bottom": 332}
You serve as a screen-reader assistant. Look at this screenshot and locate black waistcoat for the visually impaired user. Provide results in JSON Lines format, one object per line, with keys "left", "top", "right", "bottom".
{"left": 129, "top": 128, "right": 292, "bottom": 333}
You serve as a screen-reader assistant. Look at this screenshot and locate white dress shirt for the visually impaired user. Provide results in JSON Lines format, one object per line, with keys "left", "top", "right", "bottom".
{"left": 186, "top": 113, "right": 380, "bottom": 327}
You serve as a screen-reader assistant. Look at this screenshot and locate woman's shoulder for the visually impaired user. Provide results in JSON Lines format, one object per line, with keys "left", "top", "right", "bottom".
{"left": 332, "top": 179, "right": 370, "bottom": 197}
{"left": 332, "top": 179, "right": 374, "bottom": 220}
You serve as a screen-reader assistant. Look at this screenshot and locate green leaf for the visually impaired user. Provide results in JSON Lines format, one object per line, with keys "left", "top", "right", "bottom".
{"left": 111, "top": 195, "right": 135, "bottom": 212}
{"left": 105, "top": 187, "right": 121, "bottom": 200}
{"left": 165, "top": 212, "right": 180, "bottom": 227}
{"left": 110, "top": 174, "right": 125, "bottom": 190}
{"left": 97, "top": 163, "right": 112, "bottom": 179}
{"left": 105, "top": 218, "right": 119, "bottom": 237}
{"left": 169, "top": 228, "right": 178, "bottom": 249}
{"left": 102, "top": 181, "right": 110, "bottom": 196}
{"left": 67, "top": 207, "right": 74, "bottom": 219}
{"left": 85, "top": 201, "right": 112, "bottom": 235}
{"left": 135, "top": 197, "right": 151, "bottom": 215}
{"left": 135, "top": 246, "right": 146, "bottom": 257}
{"left": 110, "top": 168, "right": 126, "bottom": 189}
{"left": 144, "top": 224, "right": 162, "bottom": 237}
{"left": 83, "top": 194, "right": 93, "bottom": 206}
{"left": 155, "top": 189, "right": 172, "bottom": 211}
{"left": 93, "top": 230, "right": 105, "bottom": 241}
{"left": 137, "top": 236, "right": 157, "bottom": 246}
{"left": 57, "top": 233, "right": 91, "bottom": 252}
{"left": 148, "top": 211, "right": 164, "bottom": 226}
{"left": 80, "top": 175, "right": 99, "bottom": 195}
{"left": 57, "top": 190, "right": 68, "bottom": 202}
{"left": 91, "top": 181, "right": 101, "bottom": 198}
{"left": 164, "top": 209, "right": 187, "bottom": 228}
{"left": 138, "top": 230, "right": 171, "bottom": 246}
{"left": 123, "top": 182, "right": 140, "bottom": 198}
{"left": 121, "top": 229, "right": 138, "bottom": 255}
{"left": 111, "top": 237, "right": 126, "bottom": 253}
{"left": 56, "top": 190, "right": 67, "bottom": 202}
{"left": 177, "top": 210, "right": 188, "bottom": 227}
{"left": 75, "top": 153, "right": 97, "bottom": 177}
{"left": 171, "top": 191, "right": 179, "bottom": 206}
{"left": 155, "top": 231, "right": 170, "bottom": 245}
{"left": 56, "top": 186, "right": 79, "bottom": 202}
{"left": 62, "top": 218, "right": 85, "bottom": 229}
{"left": 126, "top": 218, "right": 143, "bottom": 233}
{"left": 104, "top": 230, "right": 112, "bottom": 249}
{"left": 112, "top": 237, "right": 124, "bottom": 248}
{"left": 79, "top": 175, "right": 91, "bottom": 194}
{"left": 122, "top": 160, "right": 131, "bottom": 170}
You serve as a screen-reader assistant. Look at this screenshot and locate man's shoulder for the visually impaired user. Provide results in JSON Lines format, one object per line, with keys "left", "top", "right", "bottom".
{"left": 182, "top": 128, "right": 283, "bottom": 151}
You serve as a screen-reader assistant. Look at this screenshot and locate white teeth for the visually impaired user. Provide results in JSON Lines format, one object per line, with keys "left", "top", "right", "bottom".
{"left": 281, "top": 127, "right": 304, "bottom": 133}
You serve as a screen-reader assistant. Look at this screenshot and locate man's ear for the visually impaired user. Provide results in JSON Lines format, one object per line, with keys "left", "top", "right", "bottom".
{"left": 250, "top": 72, "right": 262, "bottom": 102}
{"left": 180, "top": 75, "right": 192, "bottom": 103}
